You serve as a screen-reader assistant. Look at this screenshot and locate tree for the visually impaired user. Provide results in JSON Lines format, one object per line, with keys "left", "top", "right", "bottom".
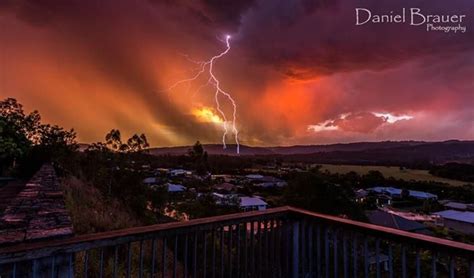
{"left": 105, "top": 129, "right": 149, "bottom": 153}
{"left": 0, "top": 117, "right": 31, "bottom": 173}
{"left": 0, "top": 98, "right": 77, "bottom": 175}
{"left": 283, "top": 171, "right": 366, "bottom": 220}
{"left": 188, "top": 141, "right": 208, "bottom": 175}
{"left": 105, "top": 129, "right": 123, "bottom": 151}
{"left": 127, "top": 133, "right": 149, "bottom": 153}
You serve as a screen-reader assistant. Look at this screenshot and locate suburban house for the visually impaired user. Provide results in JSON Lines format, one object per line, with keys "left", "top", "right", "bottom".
{"left": 214, "top": 182, "right": 236, "bottom": 192}
{"left": 254, "top": 176, "right": 288, "bottom": 188}
{"left": 165, "top": 183, "right": 186, "bottom": 193}
{"left": 441, "top": 201, "right": 474, "bottom": 211}
{"left": 239, "top": 196, "right": 268, "bottom": 211}
{"left": 143, "top": 177, "right": 159, "bottom": 185}
{"left": 366, "top": 210, "right": 431, "bottom": 235}
{"left": 434, "top": 210, "right": 474, "bottom": 235}
{"left": 367, "top": 187, "right": 438, "bottom": 200}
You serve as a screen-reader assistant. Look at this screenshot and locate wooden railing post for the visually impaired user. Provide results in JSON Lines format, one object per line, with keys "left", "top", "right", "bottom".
{"left": 292, "top": 220, "right": 300, "bottom": 278}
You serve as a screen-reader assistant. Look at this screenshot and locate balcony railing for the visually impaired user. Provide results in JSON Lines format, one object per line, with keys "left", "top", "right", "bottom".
{"left": 0, "top": 206, "right": 473, "bottom": 277}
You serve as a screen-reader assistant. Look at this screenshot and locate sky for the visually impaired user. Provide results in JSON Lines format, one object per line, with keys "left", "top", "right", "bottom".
{"left": 0, "top": 0, "right": 473, "bottom": 147}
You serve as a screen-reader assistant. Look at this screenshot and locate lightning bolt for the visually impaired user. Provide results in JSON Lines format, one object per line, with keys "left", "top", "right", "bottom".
{"left": 166, "top": 35, "right": 240, "bottom": 154}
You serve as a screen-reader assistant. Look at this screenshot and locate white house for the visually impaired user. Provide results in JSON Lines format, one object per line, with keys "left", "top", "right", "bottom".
{"left": 239, "top": 196, "right": 268, "bottom": 211}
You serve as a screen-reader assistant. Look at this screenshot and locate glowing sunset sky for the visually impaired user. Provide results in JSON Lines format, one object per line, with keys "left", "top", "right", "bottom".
{"left": 0, "top": 0, "right": 473, "bottom": 146}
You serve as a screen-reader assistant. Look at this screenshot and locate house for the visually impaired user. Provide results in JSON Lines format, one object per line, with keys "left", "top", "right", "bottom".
{"left": 434, "top": 210, "right": 474, "bottom": 235}
{"left": 143, "top": 177, "right": 159, "bottom": 185}
{"left": 245, "top": 174, "right": 264, "bottom": 180}
{"left": 442, "top": 201, "right": 474, "bottom": 211}
{"left": 169, "top": 169, "right": 189, "bottom": 177}
{"left": 254, "top": 176, "right": 287, "bottom": 188}
{"left": 367, "top": 187, "right": 437, "bottom": 201}
{"left": 366, "top": 210, "right": 431, "bottom": 234}
{"left": 239, "top": 196, "right": 267, "bottom": 211}
{"left": 355, "top": 189, "right": 368, "bottom": 202}
{"left": 166, "top": 183, "right": 186, "bottom": 193}
{"left": 212, "top": 193, "right": 239, "bottom": 206}
{"left": 214, "top": 182, "right": 235, "bottom": 192}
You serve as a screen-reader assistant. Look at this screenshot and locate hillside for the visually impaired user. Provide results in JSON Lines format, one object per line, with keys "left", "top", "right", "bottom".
{"left": 146, "top": 140, "right": 474, "bottom": 165}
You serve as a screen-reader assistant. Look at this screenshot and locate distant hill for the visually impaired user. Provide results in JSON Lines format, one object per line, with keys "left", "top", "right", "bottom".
{"left": 147, "top": 140, "right": 474, "bottom": 165}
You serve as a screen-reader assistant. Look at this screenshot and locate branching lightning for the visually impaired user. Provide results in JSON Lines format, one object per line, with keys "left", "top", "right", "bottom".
{"left": 166, "top": 35, "right": 240, "bottom": 154}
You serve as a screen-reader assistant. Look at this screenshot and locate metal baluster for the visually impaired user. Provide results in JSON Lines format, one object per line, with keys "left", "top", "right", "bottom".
{"left": 251, "top": 222, "right": 255, "bottom": 276}
{"left": 84, "top": 250, "right": 89, "bottom": 278}
{"left": 325, "top": 228, "right": 329, "bottom": 278}
{"left": 184, "top": 234, "right": 188, "bottom": 278}
{"left": 220, "top": 227, "right": 225, "bottom": 278}
{"left": 308, "top": 223, "right": 313, "bottom": 278}
{"left": 334, "top": 230, "right": 338, "bottom": 278}
{"left": 127, "top": 243, "right": 132, "bottom": 278}
{"left": 151, "top": 239, "right": 157, "bottom": 278}
{"left": 114, "top": 245, "right": 119, "bottom": 278}
{"left": 352, "top": 235, "right": 358, "bottom": 278}
{"left": 388, "top": 245, "right": 393, "bottom": 278}
{"left": 376, "top": 239, "right": 380, "bottom": 278}
{"left": 265, "top": 220, "right": 270, "bottom": 277}
{"left": 285, "top": 221, "right": 290, "bottom": 277}
{"left": 364, "top": 238, "right": 368, "bottom": 278}
{"left": 212, "top": 229, "right": 216, "bottom": 278}
{"left": 139, "top": 240, "right": 144, "bottom": 278}
{"left": 277, "top": 220, "right": 283, "bottom": 278}
{"left": 317, "top": 225, "right": 321, "bottom": 278}
{"left": 343, "top": 233, "right": 348, "bottom": 278}
{"left": 431, "top": 252, "right": 436, "bottom": 278}
{"left": 401, "top": 246, "right": 406, "bottom": 278}
{"left": 99, "top": 248, "right": 104, "bottom": 278}
{"left": 203, "top": 232, "right": 208, "bottom": 278}
{"left": 12, "top": 262, "right": 17, "bottom": 278}
{"left": 469, "top": 260, "right": 474, "bottom": 278}
{"left": 301, "top": 220, "right": 306, "bottom": 277}
{"left": 258, "top": 221, "right": 262, "bottom": 278}
{"left": 292, "top": 220, "right": 300, "bottom": 278}
{"left": 229, "top": 225, "right": 233, "bottom": 278}
{"left": 449, "top": 256, "right": 455, "bottom": 278}
{"left": 32, "top": 259, "right": 38, "bottom": 278}
{"left": 193, "top": 232, "right": 198, "bottom": 278}
{"left": 51, "top": 255, "right": 56, "bottom": 278}
{"left": 237, "top": 223, "right": 241, "bottom": 277}
{"left": 173, "top": 236, "right": 178, "bottom": 278}
{"left": 416, "top": 250, "right": 421, "bottom": 278}
{"left": 275, "top": 220, "right": 281, "bottom": 278}
{"left": 163, "top": 237, "right": 168, "bottom": 278}
{"left": 244, "top": 222, "right": 249, "bottom": 277}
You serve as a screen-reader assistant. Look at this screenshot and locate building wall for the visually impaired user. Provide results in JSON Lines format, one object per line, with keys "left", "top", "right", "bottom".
{"left": 443, "top": 219, "right": 474, "bottom": 235}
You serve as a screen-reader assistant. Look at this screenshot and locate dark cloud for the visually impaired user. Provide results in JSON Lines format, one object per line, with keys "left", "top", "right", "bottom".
{"left": 238, "top": 0, "right": 474, "bottom": 79}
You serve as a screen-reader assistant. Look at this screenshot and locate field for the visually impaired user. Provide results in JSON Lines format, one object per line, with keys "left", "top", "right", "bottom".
{"left": 319, "top": 164, "right": 471, "bottom": 187}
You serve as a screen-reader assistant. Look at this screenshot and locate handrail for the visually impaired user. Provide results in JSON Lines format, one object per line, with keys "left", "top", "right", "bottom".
{"left": 0, "top": 207, "right": 291, "bottom": 263}
{"left": 287, "top": 207, "right": 474, "bottom": 257}
{"left": 0, "top": 206, "right": 473, "bottom": 264}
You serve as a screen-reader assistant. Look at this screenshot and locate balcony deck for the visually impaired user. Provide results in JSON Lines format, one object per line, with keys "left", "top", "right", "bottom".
{"left": 0, "top": 206, "right": 473, "bottom": 277}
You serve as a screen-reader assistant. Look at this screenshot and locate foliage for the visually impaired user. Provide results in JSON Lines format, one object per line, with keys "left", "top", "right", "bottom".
{"left": 0, "top": 98, "right": 77, "bottom": 176}
{"left": 282, "top": 170, "right": 366, "bottom": 220}
{"left": 429, "top": 163, "right": 474, "bottom": 182}
{"left": 105, "top": 129, "right": 149, "bottom": 153}
{"left": 188, "top": 141, "right": 209, "bottom": 175}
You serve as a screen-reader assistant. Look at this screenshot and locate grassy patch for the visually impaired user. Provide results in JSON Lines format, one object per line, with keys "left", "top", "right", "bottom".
{"left": 319, "top": 164, "right": 471, "bottom": 187}
{"left": 61, "top": 176, "right": 141, "bottom": 234}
